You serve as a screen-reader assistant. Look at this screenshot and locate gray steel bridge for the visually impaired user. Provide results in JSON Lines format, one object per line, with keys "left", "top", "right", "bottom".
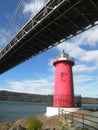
{"left": 0, "top": 0, "right": 98, "bottom": 74}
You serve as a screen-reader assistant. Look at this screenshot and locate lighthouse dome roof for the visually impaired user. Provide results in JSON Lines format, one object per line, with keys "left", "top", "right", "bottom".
{"left": 53, "top": 50, "right": 75, "bottom": 65}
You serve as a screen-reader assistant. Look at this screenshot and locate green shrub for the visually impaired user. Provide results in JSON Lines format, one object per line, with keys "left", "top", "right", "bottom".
{"left": 27, "top": 117, "right": 42, "bottom": 130}
{"left": 81, "top": 128, "right": 89, "bottom": 130}
{"left": 61, "top": 127, "right": 68, "bottom": 130}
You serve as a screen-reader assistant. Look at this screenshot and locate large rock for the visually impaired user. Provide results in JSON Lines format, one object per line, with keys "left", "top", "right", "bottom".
{"left": 8, "top": 124, "right": 26, "bottom": 130}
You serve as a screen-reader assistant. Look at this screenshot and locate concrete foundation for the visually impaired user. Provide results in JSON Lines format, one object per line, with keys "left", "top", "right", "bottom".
{"left": 46, "top": 107, "right": 80, "bottom": 117}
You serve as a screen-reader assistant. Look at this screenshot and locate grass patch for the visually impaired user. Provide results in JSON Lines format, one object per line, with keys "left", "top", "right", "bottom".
{"left": 27, "top": 117, "right": 42, "bottom": 130}
{"left": 58, "top": 120, "right": 74, "bottom": 130}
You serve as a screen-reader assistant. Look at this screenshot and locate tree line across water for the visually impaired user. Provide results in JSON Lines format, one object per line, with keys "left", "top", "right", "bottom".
{"left": 0, "top": 90, "right": 52, "bottom": 103}
{"left": 0, "top": 90, "right": 98, "bottom": 104}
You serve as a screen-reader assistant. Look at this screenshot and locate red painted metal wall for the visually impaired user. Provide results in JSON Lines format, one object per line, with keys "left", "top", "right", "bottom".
{"left": 53, "top": 59, "right": 74, "bottom": 107}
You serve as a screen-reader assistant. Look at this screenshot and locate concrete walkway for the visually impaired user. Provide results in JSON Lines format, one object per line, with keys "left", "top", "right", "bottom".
{"left": 66, "top": 111, "right": 98, "bottom": 130}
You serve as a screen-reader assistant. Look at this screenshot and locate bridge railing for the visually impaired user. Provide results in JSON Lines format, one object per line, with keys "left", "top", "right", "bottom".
{"left": 61, "top": 110, "right": 98, "bottom": 130}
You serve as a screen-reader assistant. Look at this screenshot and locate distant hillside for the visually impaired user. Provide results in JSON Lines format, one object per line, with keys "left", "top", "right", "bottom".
{"left": 0, "top": 90, "right": 52, "bottom": 103}
{"left": 0, "top": 90, "right": 98, "bottom": 104}
{"left": 82, "top": 97, "right": 98, "bottom": 104}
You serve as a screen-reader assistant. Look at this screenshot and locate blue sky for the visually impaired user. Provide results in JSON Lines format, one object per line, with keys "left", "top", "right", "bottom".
{"left": 0, "top": 0, "right": 98, "bottom": 97}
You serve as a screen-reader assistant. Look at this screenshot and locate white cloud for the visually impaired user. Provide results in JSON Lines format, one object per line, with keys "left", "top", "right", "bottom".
{"left": 76, "top": 25, "right": 98, "bottom": 47}
{"left": 0, "top": 27, "right": 9, "bottom": 50}
{"left": 73, "top": 64, "right": 97, "bottom": 73}
{"left": 23, "top": 0, "right": 45, "bottom": 16}
{"left": 0, "top": 24, "right": 21, "bottom": 50}
{"left": 74, "top": 75, "right": 95, "bottom": 83}
{"left": 48, "top": 58, "right": 54, "bottom": 66}
{"left": 74, "top": 83, "right": 98, "bottom": 98}
{"left": 80, "top": 50, "right": 98, "bottom": 63}
{"left": 74, "top": 75, "right": 98, "bottom": 97}
{"left": 56, "top": 25, "right": 98, "bottom": 56}
{"left": 56, "top": 40, "right": 98, "bottom": 65}
{"left": 6, "top": 77, "right": 53, "bottom": 95}
{"left": 56, "top": 26, "right": 98, "bottom": 70}
{"left": 48, "top": 58, "right": 55, "bottom": 73}
{"left": 0, "top": 73, "right": 97, "bottom": 97}
{"left": 57, "top": 41, "right": 86, "bottom": 60}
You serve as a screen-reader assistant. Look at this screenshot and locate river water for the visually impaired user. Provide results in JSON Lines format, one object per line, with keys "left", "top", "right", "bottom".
{"left": 0, "top": 101, "right": 47, "bottom": 123}
{"left": 0, "top": 101, "right": 98, "bottom": 124}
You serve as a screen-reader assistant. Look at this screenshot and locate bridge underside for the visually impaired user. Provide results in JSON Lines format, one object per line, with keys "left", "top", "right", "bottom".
{"left": 0, "top": 0, "right": 98, "bottom": 74}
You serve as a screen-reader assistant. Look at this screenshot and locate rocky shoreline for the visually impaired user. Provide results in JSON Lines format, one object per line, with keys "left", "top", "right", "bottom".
{"left": 0, "top": 113, "right": 60, "bottom": 130}
{"left": 0, "top": 110, "right": 95, "bottom": 130}
{"left": 0, "top": 118, "right": 27, "bottom": 130}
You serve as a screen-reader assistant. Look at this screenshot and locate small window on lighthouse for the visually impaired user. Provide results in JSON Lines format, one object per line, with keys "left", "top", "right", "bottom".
{"left": 61, "top": 72, "right": 67, "bottom": 81}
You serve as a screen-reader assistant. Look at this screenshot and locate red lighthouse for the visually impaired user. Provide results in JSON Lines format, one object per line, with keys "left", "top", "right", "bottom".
{"left": 53, "top": 51, "right": 75, "bottom": 107}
